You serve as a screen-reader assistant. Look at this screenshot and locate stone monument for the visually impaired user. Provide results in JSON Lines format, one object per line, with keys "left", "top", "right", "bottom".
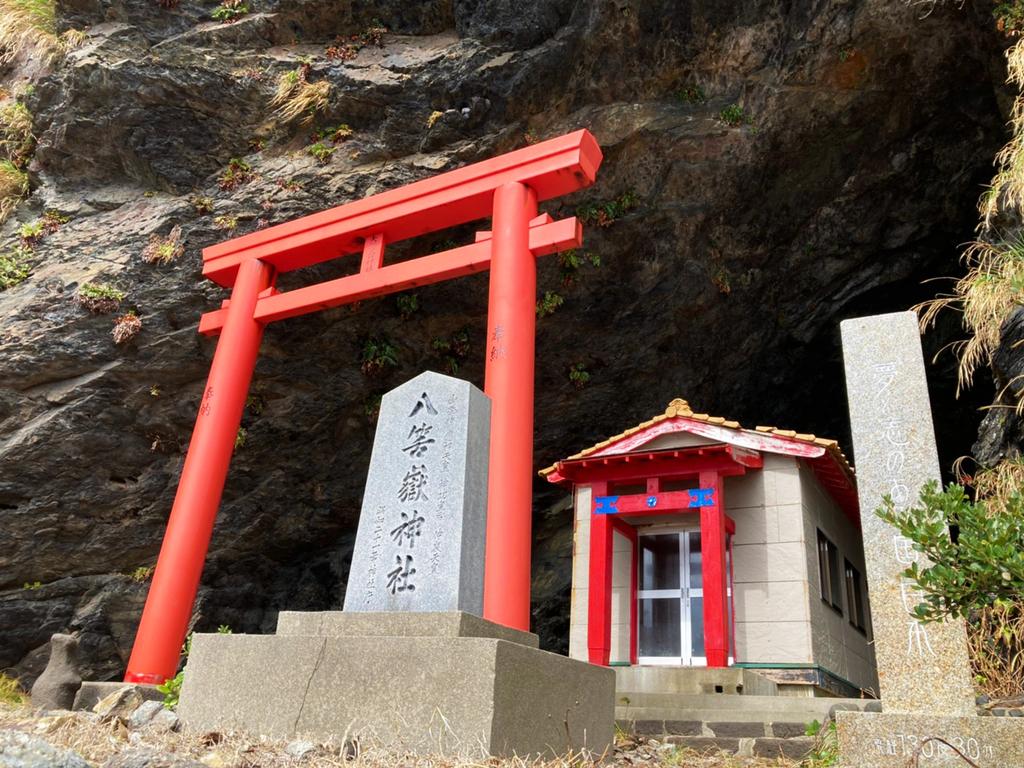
{"left": 178, "top": 371, "right": 614, "bottom": 758}
{"left": 343, "top": 373, "right": 489, "bottom": 615}
{"left": 839, "top": 311, "right": 1024, "bottom": 766}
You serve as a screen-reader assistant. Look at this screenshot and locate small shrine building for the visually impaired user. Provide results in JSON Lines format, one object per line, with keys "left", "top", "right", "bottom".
{"left": 542, "top": 399, "right": 879, "bottom": 697}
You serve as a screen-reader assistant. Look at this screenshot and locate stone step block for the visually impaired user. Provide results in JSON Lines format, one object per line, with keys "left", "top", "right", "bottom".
{"left": 752, "top": 736, "right": 815, "bottom": 759}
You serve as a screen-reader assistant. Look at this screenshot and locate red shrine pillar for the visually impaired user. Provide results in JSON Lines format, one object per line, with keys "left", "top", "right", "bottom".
{"left": 700, "top": 470, "right": 729, "bottom": 667}
{"left": 125, "top": 259, "right": 275, "bottom": 683}
{"left": 587, "top": 482, "right": 613, "bottom": 666}
{"left": 482, "top": 181, "right": 539, "bottom": 632}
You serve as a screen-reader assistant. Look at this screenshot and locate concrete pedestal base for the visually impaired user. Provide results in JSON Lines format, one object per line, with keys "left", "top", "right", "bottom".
{"left": 178, "top": 612, "right": 614, "bottom": 758}
{"left": 836, "top": 711, "right": 1024, "bottom": 767}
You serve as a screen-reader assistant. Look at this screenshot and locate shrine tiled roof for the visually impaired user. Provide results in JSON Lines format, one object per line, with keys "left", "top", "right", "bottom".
{"left": 539, "top": 398, "right": 854, "bottom": 479}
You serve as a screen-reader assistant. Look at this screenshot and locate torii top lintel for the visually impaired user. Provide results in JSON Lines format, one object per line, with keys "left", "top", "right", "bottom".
{"left": 201, "top": 129, "right": 603, "bottom": 289}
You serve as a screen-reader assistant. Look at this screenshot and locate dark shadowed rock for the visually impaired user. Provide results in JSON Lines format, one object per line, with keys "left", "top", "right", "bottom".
{"left": 28, "top": 634, "right": 81, "bottom": 711}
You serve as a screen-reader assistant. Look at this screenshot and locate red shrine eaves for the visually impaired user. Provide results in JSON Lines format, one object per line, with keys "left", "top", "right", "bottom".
{"left": 124, "top": 130, "right": 604, "bottom": 684}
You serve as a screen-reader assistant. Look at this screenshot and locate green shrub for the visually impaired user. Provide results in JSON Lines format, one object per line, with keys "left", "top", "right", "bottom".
{"left": 395, "top": 292, "right": 419, "bottom": 320}
{"left": 876, "top": 480, "right": 1024, "bottom": 621}
{"left": 803, "top": 719, "right": 838, "bottom": 767}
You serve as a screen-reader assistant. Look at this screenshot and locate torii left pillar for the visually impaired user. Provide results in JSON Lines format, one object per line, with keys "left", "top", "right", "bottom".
{"left": 125, "top": 260, "right": 274, "bottom": 683}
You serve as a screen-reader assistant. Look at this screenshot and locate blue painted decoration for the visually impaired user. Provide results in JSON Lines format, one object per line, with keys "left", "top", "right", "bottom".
{"left": 688, "top": 488, "right": 715, "bottom": 507}
{"left": 593, "top": 496, "right": 619, "bottom": 515}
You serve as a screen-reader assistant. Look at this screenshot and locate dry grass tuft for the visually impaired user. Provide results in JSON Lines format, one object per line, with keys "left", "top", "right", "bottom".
{"left": 112, "top": 311, "right": 141, "bottom": 344}
{"left": 0, "top": 673, "right": 27, "bottom": 707}
{"left": 916, "top": 235, "right": 1024, "bottom": 393}
{"left": 969, "top": 601, "right": 1024, "bottom": 699}
{"left": 271, "top": 62, "right": 330, "bottom": 125}
{"left": 0, "top": 0, "right": 86, "bottom": 65}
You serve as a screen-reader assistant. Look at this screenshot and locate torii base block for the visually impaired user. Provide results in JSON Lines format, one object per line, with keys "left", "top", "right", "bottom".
{"left": 178, "top": 612, "right": 614, "bottom": 758}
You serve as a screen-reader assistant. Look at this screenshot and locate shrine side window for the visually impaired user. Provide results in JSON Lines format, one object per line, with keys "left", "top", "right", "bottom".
{"left": 816, "top": 530, "right": 843, "bottom": 615}
{"left": 845, "top": 559, "right": 867, "bottom": 634}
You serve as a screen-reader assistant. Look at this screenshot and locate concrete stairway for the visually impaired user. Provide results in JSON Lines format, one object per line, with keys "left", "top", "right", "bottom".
{"left": 614, "top": 667, "right": 878, "bottom": 759}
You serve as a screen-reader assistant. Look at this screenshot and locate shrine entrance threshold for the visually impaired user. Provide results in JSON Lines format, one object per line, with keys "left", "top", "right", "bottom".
{"left": 124, "top": 130, "right": 604, "bottom": 684}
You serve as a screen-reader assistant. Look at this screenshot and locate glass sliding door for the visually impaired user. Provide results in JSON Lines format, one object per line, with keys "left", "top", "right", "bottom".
{"left": 637, "top": 530, "right": 705, "bottom": 666}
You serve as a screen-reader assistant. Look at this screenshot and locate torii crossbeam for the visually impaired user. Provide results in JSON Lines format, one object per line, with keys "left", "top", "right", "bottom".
{"left": 124, "top": 130, "right": 604, "bottom": 683}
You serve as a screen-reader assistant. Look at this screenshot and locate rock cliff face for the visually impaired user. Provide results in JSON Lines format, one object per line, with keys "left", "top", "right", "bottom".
{"left": 0, "top": 0, "right": 1008, "bottom": 681}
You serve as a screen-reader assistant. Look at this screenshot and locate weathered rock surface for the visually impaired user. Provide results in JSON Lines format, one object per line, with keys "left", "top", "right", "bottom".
{"left": 0, "top": 730, "right": 91, "bottom": 768}
{"left": 0, "top": 0, "right": 1009, "bottom": 683}
{"left": 28, "top": 634, "right": 82, "bottom": 711}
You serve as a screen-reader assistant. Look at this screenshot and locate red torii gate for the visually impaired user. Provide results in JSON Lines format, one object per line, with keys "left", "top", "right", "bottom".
{"left": 124, "top": 130, "right": 604, "bottom": 684}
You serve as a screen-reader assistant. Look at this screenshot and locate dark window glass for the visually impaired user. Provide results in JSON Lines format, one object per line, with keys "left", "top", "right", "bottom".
{"left": 817, "top": 530, "right": 843, "bottom": 614}
{"left": 640, "top": 534, "right": 680, "bottom": 590}
{"left": 845, "top": 559, "right": 867, "bottom": 632}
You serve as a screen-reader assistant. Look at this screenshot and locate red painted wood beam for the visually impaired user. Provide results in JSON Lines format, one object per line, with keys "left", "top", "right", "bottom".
{"left": 198, "top": 216, "right": 581, "bottom": 336}
{"left": 551, "top": 453, "right": 754, "bottom": 485}
{"left": 700, "top": 470, "right": 729, "bottom": 668}
{"left": 202, "top": 130, "right": 602, "bottom": 287}
{"left": 587, "top": 482, "right": 613, "bottom": 666}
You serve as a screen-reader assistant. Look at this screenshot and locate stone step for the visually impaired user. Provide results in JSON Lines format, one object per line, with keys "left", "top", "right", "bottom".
{"left": 615, "top": 693, "right": 872, "bottom": 723}
{"left": 664, "top": 735, "right": 816, "bottom": 760}
{"left": 621, "top": 718, "right": 813, "bottom": 739}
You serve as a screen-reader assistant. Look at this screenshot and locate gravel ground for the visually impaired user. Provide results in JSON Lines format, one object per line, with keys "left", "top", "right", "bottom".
{"left": 0, "top": 702, "right": 801, "bottom": 768}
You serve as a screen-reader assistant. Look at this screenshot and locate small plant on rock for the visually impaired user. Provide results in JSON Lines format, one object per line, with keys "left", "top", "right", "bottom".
{"left": 211, "top": 0, "right": 248, "bottom": 22}
{"left": 995, "top": 1, "right": 1024, "bottom": 34}
{"left": 0, "top": 246, "right": 30, "bottom": 290}
{"left": 568, "top": 362, "right": 591, "bottom": 390}
{"left": 190, "top": 194, "right": 214, "bottom": 215}
{"left": 0, "top": 0, "right": 87, "bottom": 67}
{"left": 142, "top": 225, "right": 184, "bottom": 264}
{"left": 360, "top": 336, "right": 398, "bottom": 376}
{"left": 19, "top": 210, "right": 66, "bottom": 247}
{"left": 363, "top": 393, "right": 382, "bottom": 422}
{"left": 426, "top": 110, "right": 444, "bottom": 129}
{"left": 676, "top": 84, "right": 706, "bottom": 104}
{"left": 234, "top": 427, "right": 247, "bottom": 450}
{"left": 213, "top": 214, "right": 238, "bottom": 231}
{"left": 78, "top": 282, "right": 125, "bottom": 313}
{"left": 218, "top": 158, "right": 254, "bottom": 191}
{"left": 431, "top": 328, "right": 471, "bottom": 374}
{"left": 22, "top": 581, "right": 41, "bottom": 590}
{"left": 325, "top": 21, "right": 387, "bottom": 60}
{"left": 130, "top": 566, "right": 153, "bottom": 583}
{"left": 536, "top": 290, "right": 564, "bottom": 318}
{"left": 395, "top": 292, "right": 419, "bottom": 320}
{"left": 307, "top": 141, "right": 335, "bottom": 164}
{"left": 719, "top": 103, "right": 747, "bottom": 126}
{"left": 112, "top": 311, "right": 142, "bottom": 345}
{"left": 576, "top": 190, "right": 638, "bottom": 228}
{"left": 271, "top": 61, "right": 330, "bottom": 125}
{"left": 558, "top": 248, "right": 601, "bottom": 287}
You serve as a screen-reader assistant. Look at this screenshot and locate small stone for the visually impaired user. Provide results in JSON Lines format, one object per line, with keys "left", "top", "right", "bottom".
{"left": 94, "top": 686, "right": 144, "bottom": 720}
{"left": 29, "top": 634, "right": 82, "bottom": 712}
{"left": 0, "top": 730, "right": 90, "bottom": 768}
{"left": 977, "top": 694, "right": 991, "bottom": 706}
{"left": 149, "top": 708, "right": 179, "bottom": 732}
{"left": 284, "top": 741, "right": 316, "bottom": 759}
{"left": 993, "top": 708, "right": 1008, "bottom": 717}
{"left": 128, "top": 700, "right": 163, "bottom": 729}
{"left": 1009, "top": 709, "right": 1023, "bottom": 717}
